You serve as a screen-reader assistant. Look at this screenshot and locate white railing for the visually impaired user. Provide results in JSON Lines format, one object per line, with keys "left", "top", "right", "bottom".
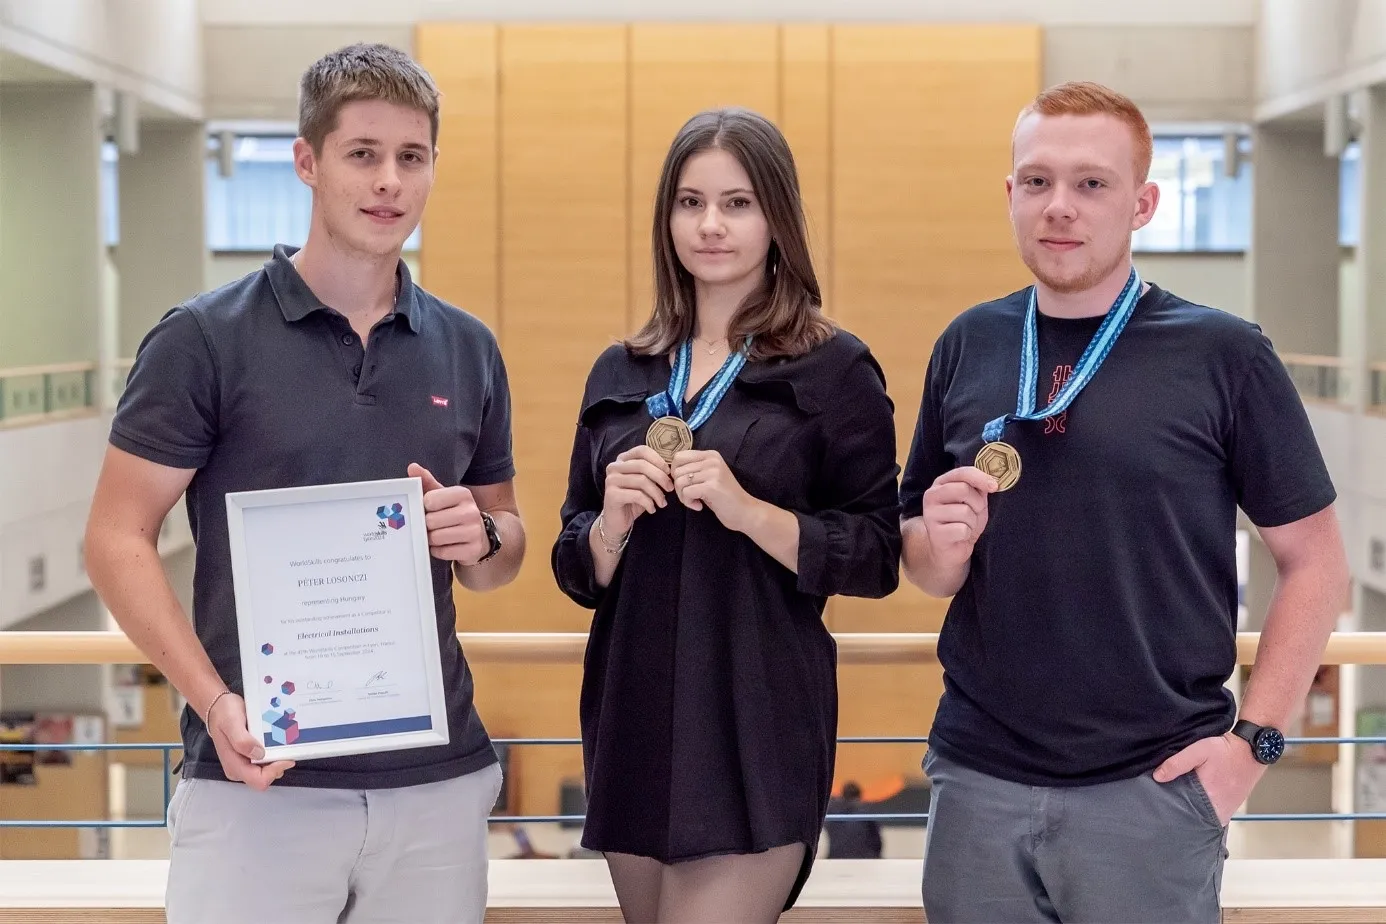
{"left": 1280, "top": 354, "right": 1350, "bottom": 406}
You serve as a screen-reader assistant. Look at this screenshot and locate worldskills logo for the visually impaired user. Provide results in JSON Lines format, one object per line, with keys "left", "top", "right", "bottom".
{"left": 376, "top": 503, "right": 406, "bottom": 530}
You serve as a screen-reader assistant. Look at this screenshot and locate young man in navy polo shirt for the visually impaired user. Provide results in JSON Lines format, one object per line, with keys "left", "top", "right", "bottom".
{"left": 85, "top": 44, "right": 524, "bottom": 924}
{"left": 901, "top": 81, "right": 1349, "bottom": 922}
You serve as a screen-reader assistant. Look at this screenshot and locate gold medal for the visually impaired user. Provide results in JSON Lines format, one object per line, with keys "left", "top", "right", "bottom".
{"left": 646, "top": 416, "right": 693, "bottom": 464}
{"left": 975, "top": 441, "right": 1022, "bottom": 492}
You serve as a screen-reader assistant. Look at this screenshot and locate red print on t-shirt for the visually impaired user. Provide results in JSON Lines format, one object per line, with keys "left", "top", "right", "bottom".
{"left": 1044, "top": 365, "right": 1073, "bottom": 434}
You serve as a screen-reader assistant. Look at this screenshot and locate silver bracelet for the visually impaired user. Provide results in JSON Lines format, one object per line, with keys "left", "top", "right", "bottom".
{"left": 595, "top": 513, "right": 631, "bottom": 555}
{"left": 203, "top": 689, "right": 232, "bottom": 726}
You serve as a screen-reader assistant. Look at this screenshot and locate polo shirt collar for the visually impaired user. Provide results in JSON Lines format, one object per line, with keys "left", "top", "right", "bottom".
{"left": 266, "top": 243, "right": 421, "bottom": 334}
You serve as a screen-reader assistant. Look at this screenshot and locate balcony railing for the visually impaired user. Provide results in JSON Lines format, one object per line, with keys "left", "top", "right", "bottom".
{"left": 1281, "top": 354, "right": 1350, "bottom": 406}
{"left": 4, "top": 629, "right": 1384, "bottom": 666}
{"left": 0, "top": 362, "right": 98, "bottom": 428}
{"left": 1, "top": 631, "right": 1385, "bottom": 832}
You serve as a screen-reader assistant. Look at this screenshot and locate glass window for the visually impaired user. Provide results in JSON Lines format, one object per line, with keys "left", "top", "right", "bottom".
{"left": 1340, "top": 141, "right": 1360, "bottom": 247}
{"left": 113, "top": 130, "right": 1364, "bottom": 256}
{"left": 101, "top": 141, "right": 119, "bottom": 246}
{"left": 1134, "top": 133, "right": 1359, "bottom": 252}
{"left": 1133, "top": 136, "right": 1251, "bottom": 252}
{"left": 205, "top": 135, "right": 421, "bottom": 252}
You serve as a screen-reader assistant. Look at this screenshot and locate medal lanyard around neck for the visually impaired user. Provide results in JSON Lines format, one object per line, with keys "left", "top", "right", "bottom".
{"left": 981, "top": 267, "right": 1142, "bottom": 444}
{"left": 646, "top": 337, "right": 752, "bottom": 429}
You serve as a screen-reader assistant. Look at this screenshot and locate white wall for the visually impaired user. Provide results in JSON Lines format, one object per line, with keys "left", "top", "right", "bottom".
{"left": 204, "top": 24, "right": 411, "bottom": 121}
{"left": 1307, "top": 405, "right": 1386, "bottom": 597}
{"left": 201, "top": 0, "right": 1255, "bottom": 25}
{"left": 0, "top": 0, "right": 202, "bottom": 120}
{"left": 202, "top": 9, "right": 1254, "bottom": 122}
{"left": 1135, "top": 253, "right": 1249, "bottom": 317}
{"left": 1255, "top": 0, "right": 1386, "bottom": 121}
{"left": 0, "top": 85, "right": 103, "bottom": 368}
{"left": 117, "top": 124, "right": 209, "bottom": 358}
{"left": 0, "top": 414, "right": 192, "bottom": 631}
{"left": 1047, "top": 26, "right": 1253, "bottom": 123}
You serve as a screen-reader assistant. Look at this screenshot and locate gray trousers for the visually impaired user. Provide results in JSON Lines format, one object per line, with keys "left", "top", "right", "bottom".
{"left": 165, "top": 762, "right": 503, "bottom": 924}
{"left": 921, "top": 749, "right": 1227, "bottom": 924}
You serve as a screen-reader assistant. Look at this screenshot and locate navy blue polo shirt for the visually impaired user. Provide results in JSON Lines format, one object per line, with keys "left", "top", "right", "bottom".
{"left": 111, "top": 244, "right": 513, "bottom": 789}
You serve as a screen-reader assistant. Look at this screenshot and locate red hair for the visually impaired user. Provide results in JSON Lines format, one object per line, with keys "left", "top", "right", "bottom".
{"left": 1016, "top": 81, "right": 1153, "bottom": 182}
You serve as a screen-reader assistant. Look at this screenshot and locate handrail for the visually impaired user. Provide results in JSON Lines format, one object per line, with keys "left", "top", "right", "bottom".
{"left": 1, "top": 631, "right": 1385, "bottom": 665}
{"left": 0, "top": 361, "right": 98, "bottom": 378}
{"left": 1279, "top": 353, "right": 1347, "bottom": 368}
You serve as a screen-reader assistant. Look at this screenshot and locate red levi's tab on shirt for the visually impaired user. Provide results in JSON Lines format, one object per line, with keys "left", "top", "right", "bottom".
{"left": 431, "top": 396, "right": 449, "bottom": 407}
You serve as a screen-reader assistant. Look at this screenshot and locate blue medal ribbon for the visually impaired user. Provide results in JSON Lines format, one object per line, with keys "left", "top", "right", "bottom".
{"left": 981, "top": 267, "right": 1142, "bottom": 444}
{"left": 646, "top": 337, "right": 750, "bottom": 430}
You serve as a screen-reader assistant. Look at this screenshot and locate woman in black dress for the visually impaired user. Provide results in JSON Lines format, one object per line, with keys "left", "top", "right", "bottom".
{"left": 551, "top": 108, "right": 901, "bottom": 923}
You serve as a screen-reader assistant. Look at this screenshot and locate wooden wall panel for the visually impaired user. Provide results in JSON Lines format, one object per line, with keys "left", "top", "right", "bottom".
{"left": 417, "top": 21, "right": 1044, "bottom": 810}
{"left": 473, "top": 25, "right": 630, "bottom": 816}
{"left": 493, "top": 25, "right": 629, "bottom": 632}
{"left": 779, "top": 25, "right": 832, "bottom": 310}
{"left": 627, "top": 25, "right": 781, "bottom": 330}
{"left": 829, "top": 25, "right": 1040, "bottom": 780}
{"left": 415, "top": 24, "right": 499, "bottom": 332}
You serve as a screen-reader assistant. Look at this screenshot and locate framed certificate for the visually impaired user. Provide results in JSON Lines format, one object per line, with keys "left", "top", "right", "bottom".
{"left": 225, "top": 478, "right": 449, "bottom": 762}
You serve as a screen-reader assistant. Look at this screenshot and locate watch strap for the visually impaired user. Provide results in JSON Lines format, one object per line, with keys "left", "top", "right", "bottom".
{"left": 1231, "top": 719, "right": 1260, "bottom": 743}
{"left": 476, "top": 511, "right": 502, "bottom": 563}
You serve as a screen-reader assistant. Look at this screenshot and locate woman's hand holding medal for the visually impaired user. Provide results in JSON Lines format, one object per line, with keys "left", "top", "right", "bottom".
{"left": 600, "top": 443, "right": 759, "bottom": 542}
{"left": 671, "top": 449, "right": 757, "bottom": 533}
{"left": 601, "top": 446, "right": 676, "bottom": 539}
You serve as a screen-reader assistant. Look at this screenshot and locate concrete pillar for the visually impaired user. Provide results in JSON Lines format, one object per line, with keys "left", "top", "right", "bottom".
{"left": 115, "top": 121, "right": 207, "bottom": 375}
{"left": 1357, "top": 86, "right": 1386, "bottom": 409}
{"left": 1248, "top": 123, "right": 1341, "bottom": 357}
{"left": 0, "top": 86, "right": 103, "bottom": 369}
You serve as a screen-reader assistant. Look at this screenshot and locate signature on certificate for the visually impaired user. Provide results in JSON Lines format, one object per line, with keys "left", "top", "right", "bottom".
{"left": 364, "top": 671, "right": 389, "bottom": 688}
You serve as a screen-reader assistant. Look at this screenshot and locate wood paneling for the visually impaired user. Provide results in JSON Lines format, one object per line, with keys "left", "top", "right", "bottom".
{"left": 470, "top": 25, "right": 630, "bottom": 815}
{"left": 779, "top": 24, "right": 832, "bottom": 306}
{"left": 829, "top": 24, "right": 1040, "bottom": 761}
{"left": 418, "top": 20, "right": 1041, "bottom": 812}
{"left": 492, "top": 25, "right": 629, "bottom": 634}
{"left": 627, "top": 25, "right": 781, "bottom": 330}
{"left": 416, "top": 24, "right": 499, "bottom": 332}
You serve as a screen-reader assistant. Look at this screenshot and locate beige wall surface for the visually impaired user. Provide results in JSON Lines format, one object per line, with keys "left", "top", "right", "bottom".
{"left": 1255, "top": 0, "right": 1386, "bottom": 121}
{"left": 0, "top": 0, "right": 202, "bottom": 119}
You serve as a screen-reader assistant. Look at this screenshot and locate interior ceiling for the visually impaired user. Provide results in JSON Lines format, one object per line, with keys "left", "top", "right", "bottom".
{"left": 0, "top": 49, "right": 194, "bottom": 122}
{"left": 0, "top": 50, "right": 82, "bottom": 85}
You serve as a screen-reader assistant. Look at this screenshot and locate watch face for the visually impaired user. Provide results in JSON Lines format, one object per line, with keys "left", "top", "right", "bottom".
{"left": 1254, "top": 727, "right": 1286, "bottom": 764}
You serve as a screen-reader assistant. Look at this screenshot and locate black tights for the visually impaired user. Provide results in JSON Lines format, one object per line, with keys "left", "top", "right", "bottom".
{"left": 604, "top": 843, "right": 806, "bottom": 924}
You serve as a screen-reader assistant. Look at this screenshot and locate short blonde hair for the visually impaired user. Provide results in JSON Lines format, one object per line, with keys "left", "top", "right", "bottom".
{"left": 1016, "top": 81, "right": 1153, "bottom": 182}
{"left": 299, "top": 43, "right": 440, "bottom": 153}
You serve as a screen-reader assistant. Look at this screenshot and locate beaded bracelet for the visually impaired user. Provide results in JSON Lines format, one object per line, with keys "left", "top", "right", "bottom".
{"left": 203, "top": 689, "right": 233, "bottom": 726}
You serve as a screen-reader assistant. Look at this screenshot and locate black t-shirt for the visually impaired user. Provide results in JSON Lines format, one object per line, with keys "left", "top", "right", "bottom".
{"left": 900, "top": 283, "right": 1336, "bottom": 786}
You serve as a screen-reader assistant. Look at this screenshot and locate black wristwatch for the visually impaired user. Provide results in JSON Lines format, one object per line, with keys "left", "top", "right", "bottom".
{"left": 1231, "top": 719, "right": 1286, "bottom": 765}
{"left": 476, "top": 511, "right": 503, "bottom": 563}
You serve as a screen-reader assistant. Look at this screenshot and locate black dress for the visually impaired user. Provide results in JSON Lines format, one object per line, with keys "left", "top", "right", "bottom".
{"left": 551, "top": 329, "right": 902, "bottom": 910}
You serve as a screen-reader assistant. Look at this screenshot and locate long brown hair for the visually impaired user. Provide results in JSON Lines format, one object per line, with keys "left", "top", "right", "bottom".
{"left": 626, "top": 108, "right": 834, "bottom": 361}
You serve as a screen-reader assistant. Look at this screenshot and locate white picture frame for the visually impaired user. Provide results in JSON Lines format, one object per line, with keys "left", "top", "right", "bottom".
{"left": 225, "top": 477, "right": 449, "bottom": 763}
